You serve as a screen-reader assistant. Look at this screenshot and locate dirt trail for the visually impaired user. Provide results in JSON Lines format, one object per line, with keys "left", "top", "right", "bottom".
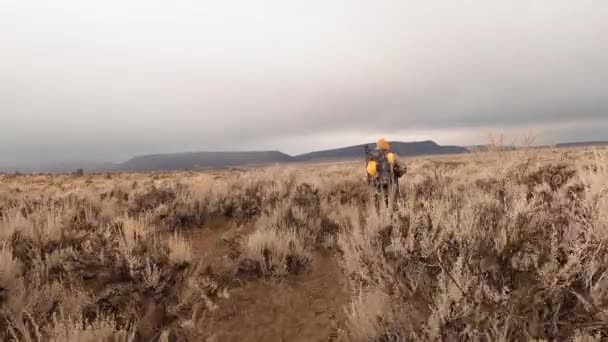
{"left": 183, "top": 220, "right": 351, "bottom": 342}
{"left": 181, "top": 217, "right": 246, "bottom": 272}
{"left": 207, "top": 252, "right": 350, "bottom": 342}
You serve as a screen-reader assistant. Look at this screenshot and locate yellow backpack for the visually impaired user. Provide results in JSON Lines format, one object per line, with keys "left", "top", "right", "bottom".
{"left": 366, "top": 160, "right": 378, "bottom": 177}
{"left": 387, "top": 152, "right": 395, "bottom": 165}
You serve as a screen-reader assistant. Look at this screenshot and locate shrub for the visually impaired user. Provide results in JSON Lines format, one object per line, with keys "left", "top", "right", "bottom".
{"left": 242, "top": 227, "right": 309, "bottom": 276}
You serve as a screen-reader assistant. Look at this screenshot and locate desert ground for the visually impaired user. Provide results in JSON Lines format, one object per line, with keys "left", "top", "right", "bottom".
{"left": 1, "top": 146, "right": 607, "bottom": 341}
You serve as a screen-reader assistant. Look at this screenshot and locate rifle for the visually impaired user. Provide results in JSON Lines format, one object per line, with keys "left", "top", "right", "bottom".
{"left": 364, "top": 145, "right": 372, "bottom": 184}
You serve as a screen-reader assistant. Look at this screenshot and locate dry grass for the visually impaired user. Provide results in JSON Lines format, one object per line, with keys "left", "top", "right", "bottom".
{"left": 336, "top": 146, "right": 608, "bottom": 341}
{"left": 46, "top": 315, "right": 136, "bottom": 342}
{"left": 0, "top": 146, "right": 607, "bottom": 340}
{"left": 167, "top": 232, "right": 192, "bottom": 265}
{"left": 244, "top": 226, "right": 309, "bottom": 276}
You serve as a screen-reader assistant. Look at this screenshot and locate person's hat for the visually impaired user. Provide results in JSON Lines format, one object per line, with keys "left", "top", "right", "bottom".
{"left": 376, "top": 138, "right": 390, "bottom": 150}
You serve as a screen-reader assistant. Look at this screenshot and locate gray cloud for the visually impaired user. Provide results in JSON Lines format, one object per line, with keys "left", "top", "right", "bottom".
{"left": 1, "top": 0, "right": 607, "bottom": 165}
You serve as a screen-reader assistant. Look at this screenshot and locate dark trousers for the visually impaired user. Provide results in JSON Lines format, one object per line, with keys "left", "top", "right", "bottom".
{"left": 373, "top": 182, "right": 397, "bottom": 209}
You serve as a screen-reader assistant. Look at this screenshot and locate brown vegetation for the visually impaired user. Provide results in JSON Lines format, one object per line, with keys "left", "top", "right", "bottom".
{"left": 0, "top": 147, "right": 607, "bottom": 341}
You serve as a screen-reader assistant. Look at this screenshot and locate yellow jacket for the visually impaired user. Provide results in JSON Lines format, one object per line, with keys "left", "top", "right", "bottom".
{"left": 366, "top": 151, "right": 401, "bottom": 178}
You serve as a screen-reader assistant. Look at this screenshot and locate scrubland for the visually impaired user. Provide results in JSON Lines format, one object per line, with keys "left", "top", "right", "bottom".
{"left": 0, "top": 147, "right": 607, "bottom": 341}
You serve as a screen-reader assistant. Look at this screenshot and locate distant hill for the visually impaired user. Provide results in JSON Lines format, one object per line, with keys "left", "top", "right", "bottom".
{"left": 4, "top": 139, "right": 606, "bottom": 173}
{"left": 118, "top": 151, "right": 293, "bottom": 171}
{"left": 465, "top": 141, "right": 608, "bottom": 152}
{"left": 556, "top": 141, "right": 608, "bottom": 148}
{"left": 465, "top": 145, "right": 517, "bottom": 152}
{"left": 295, "top": 140, "right": 468, "bottom": 161}
{"left": 0, "top": 161, "right": 117, "bottom": 174}
{"left": 118, "top": 141, "right": 468, "bottom": 171}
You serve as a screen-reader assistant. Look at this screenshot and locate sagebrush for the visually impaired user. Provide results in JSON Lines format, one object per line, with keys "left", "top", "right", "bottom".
{"left": 0, "top": 147, "right": 606, "bottom": 341}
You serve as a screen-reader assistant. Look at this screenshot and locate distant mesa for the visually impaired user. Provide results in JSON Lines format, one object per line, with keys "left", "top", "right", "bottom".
{"left": 294, "top": 140, "right": 467, "bottom": 161}
{"left": 118, "top": 140, "right": 468, "bottom": 171}
{"left": 3, "top": 140, "right": 607, "bottom": 173}
{"left": 112, "top": 139, "right": 608, "bottom": 171}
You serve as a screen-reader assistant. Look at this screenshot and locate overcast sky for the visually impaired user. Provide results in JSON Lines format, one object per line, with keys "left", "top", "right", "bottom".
{"left": 1, "top": 0, "right": 607, "bottom": 165}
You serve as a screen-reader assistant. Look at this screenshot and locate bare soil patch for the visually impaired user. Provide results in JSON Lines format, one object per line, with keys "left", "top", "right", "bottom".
{"left": 179, "top": 219, "right": 350, "bottom": 341}
{"left": 207, "top": 251, "right": 350, "bottom": 342}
